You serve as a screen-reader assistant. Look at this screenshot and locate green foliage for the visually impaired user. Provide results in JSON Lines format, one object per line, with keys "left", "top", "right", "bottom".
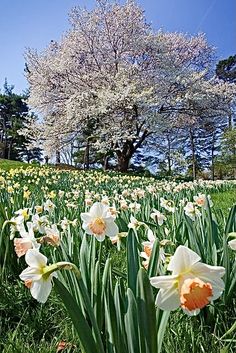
{"left": 0, "top": 81, "right": 43, "bottom": 163}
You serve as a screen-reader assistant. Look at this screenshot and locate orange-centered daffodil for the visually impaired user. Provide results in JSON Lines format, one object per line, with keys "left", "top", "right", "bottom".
{"left": 150, "top": 246, "right": 225, "bottom": 315}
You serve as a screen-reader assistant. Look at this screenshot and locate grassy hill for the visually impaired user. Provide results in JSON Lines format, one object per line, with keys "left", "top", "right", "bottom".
{"left": 0, "top": 159, "right": 31, "bottom": 170}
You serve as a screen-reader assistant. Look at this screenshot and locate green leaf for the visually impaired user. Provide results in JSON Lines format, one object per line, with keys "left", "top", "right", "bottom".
{"left": 124, "top": 288, "right": 140, "bottom": 353}
{"left": 147, "top": 239, "right": 160, "bottom": 278}
{"left": 127, "top": 228, "right": 140, "bottom": 294}
{"left": 54, "top": 278, "right": 101, "bottom": 353}
{"left": 136, "top": 268, "right": 157, "bottom": 353}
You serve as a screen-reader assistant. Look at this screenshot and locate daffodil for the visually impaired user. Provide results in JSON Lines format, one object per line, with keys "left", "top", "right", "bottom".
{"left": 193, "top": 193, "right": 213, "bottom": 208}
{"left": 184, "top": 202, "right": 201, "bottom": 221}
{"left": 160, "top": 198, "right": 175, "bottom": 213}
{"left": 150, "top": 246, "right": 225, "bottom": 316}
{"left": 19, "top": 249, "right": 77, "bottom": 303}
{"left": 19, "top": 249, "right": 57, "bottom": 303}
{"left": 81, "top": 202, "right": 119, "bottom": 242}
{"left": 150, "top": 209, "right": 166, "bottom": 225}
{"left": 14, "top": 222, "right": 40, "bottom": 257}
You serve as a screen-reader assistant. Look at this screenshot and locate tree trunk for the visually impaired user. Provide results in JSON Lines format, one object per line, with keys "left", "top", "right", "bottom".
{"left": 211, "top": 131, "right": 215, "bottom": 181}
{"left": 7, "top": 139, "right": 12, "bottom": 160}
{"left": 228, "top": 114, "right": 232, "bottom": 129}
{"left": 83, "top": 139, "right": 90, "bottom": 170}
{"left": 189, "top": 128, "right": 196, "bottom": 180}
{"left": 56, "top": 150, "right": 61, "bottom": 164}
{"left": 117, "top": 154, "right": 130, "bottom": 172}
{"left": 104, "top": 155, "right": 109, "bottom": 170}
{"left": 167, "top": 135, "right": 171, "bottom": 175}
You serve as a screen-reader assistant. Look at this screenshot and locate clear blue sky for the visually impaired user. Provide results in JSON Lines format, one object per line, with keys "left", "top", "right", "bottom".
{"left": 0, "top": 0, "right": 235, "bottom": 93}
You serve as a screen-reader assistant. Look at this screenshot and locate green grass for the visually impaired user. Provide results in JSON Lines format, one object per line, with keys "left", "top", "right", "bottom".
{"left": 0, "top": 159, "right": 28, "bottom": 170}
{"left": 210, "top": 190, "right": 236, "bottom": 216}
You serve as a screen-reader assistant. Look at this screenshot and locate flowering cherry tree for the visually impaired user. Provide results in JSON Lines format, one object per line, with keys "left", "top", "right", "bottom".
{"left": 23, "top": 0, "right": 235, "bottom": 170}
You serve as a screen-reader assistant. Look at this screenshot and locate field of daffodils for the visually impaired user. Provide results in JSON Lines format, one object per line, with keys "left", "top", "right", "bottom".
{"left": 0, "top": 167, "right": 236, "bottom": 353}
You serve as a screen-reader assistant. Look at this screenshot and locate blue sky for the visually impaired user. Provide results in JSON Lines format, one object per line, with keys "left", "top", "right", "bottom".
{"left": 0, "top": 0, "right": 235, "bottom": 93}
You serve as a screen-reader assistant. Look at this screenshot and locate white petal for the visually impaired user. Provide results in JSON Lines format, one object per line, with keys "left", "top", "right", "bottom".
{"left": 182, "top": 308, "right": 200, "bottom": 316}
{"left": 82, "top": 223, "right": 93, "bottom": 235}
{"left": 147, "top": 228, "right": 155, "bottom": 242}
{"left": 90, "top": 202, "right": 106, "bottom": 217}
{"left": 19, "top": 267, "right": 42, "bottom": 281}
{"left": 228, "top": 239, "right": 236, "bottom": 250}
{"left": 168, "top": 246, "right": 201, "bottom": 274}
{"left": 105, "top": 221, "right": 119, "bottom": 237}
{"left": 80, "top": 212, "right": 91, "bottom": 223}
{"left": 150, "top": 275, "right": 179, "bottom": 289}
{"left": 191, "top": 262, "right": 225, "bottom": 300}
{"left": 25, "top": 249, "right": 47, "bottom": 268}
{"left": 192, "top": 262, "right": 225, "bottom": 278}
{"left": 140, "top": 251, "right": 149, "bottom": 260}
{"left": 30, "top": 278, "right": 52, "bottom": 303}
{"left": 155, "top": 287, "right": 180, "bottom": 311}
{"left": 94, "top": 234, "right": 105, "bottom": 242}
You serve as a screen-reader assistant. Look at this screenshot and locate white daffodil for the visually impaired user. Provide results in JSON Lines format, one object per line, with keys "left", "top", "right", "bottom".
{"left": 128, "top": 215, "right": 144, "bottom": 230}
{"left": 32, "top": 214, "right": 49, "bottom": 234}
{"left": 19, "top": 249, "right": 57, "bottom": 303}
{"left": 9, "top": 215, "right": 25, "bottom": 239}
{"left": 14, "top": 222, "right": 40, "bottom": 257}
{"left": 193, "top": 193, "right": 213, "bottom": 208}
{"left": 160, "top": 198, "right": 175, "bottom": 213}
{"left": 110, "top": 232, "right": 128, "bottom": 251}
{"left": 150, "top": 246, "right": 225, "bottom": 316}
{"left": 150, "top": 209, "right": 167, "bottom": 225}
{"left": 81, "top": 202, "right": 119, "bottom": 242}
{"left": 15, "top": 208, "right": 30, "bottom": 220}
{"left": 44, "top": 199, "right": 55, "bottom": 213}
{"left": 43, "top": 224, "right": 60, "bottom": 246}
{"left": 184, "top": 202, "right": 201, "bottom": 221}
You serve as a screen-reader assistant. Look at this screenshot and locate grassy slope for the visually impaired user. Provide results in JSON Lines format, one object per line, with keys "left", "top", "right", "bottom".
{"left": 0, "top": 159, "right": 28, "bottom": 170}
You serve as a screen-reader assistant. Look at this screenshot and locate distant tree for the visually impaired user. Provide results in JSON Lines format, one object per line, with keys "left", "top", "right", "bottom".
{"left": 0, "top": 80, "right": 43, "bottom": 162}
{"left": 216, "top": 55, "right": 236, "bottom": 83}
{"left": 216, "top": 55, "right": 236, "bottom": 127}
{"left": 220, "top": 128, "right": 236, "bottom": 178}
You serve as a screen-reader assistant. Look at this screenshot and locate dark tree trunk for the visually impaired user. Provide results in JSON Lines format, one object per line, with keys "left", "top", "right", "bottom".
{"left": 7, "top": 139, "right": 13, "bottom": 160}
{"left": 117, "top": 154, "right": 130, "bottom": 172}
{"left": 56, "top": 150, "right": 61, "bottom": 164}
{"left": 167, "top": 135, "right": 171, "bottom": 175}
{"left": 211, "top": 131, "right": 215, "bottom": 181}
{"left": 104, "top": 155, "right": 110, "bottom": 170}
{"left": 83, "top": 139, "right": 90, "bottom": 170}
{"left": 189, "top": 128, "right": 196, "bottom": 180}
{"left": 228, "top": 114, "right": 232, "bottom": 129}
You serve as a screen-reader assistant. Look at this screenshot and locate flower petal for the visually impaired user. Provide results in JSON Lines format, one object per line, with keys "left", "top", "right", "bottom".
{"left": 105, "top": 221, "right": 119, "bottom": 237}
{"left": 80, "top": 212, "right": 91, "bottom": 223}
{"left": 168, "top": 246, "right": 201, "bottom": 274}
{"left": 90, "top": 202, "right": 106, "bottom": 218}
{"left": 30, "top": 278, "right": 52, "bottom": 303}
{"left": 150, "top": 275, "right": 179, "bottom": 289}
{"left": 94, "top": 234, "right": 105, "bottom": 242}
{"left": 155, "top": 287, "right": 180, "bottom": 311}
{"left": 25, "top": 249, "right": 47, "bottom": 268}
{"left": 191, "top": 262, "right": 225, "bottom": 300}
{"left": 182, "top": 308, "right": 200, "bottom": 316}
{"left": 19, "top": 266, "right": 42, "bottom": 281}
